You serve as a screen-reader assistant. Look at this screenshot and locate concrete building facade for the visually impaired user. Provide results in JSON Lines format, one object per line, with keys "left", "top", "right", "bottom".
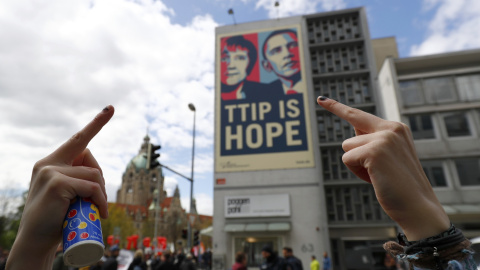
{"left": 377, "top": 48, "right": 480, "bottom": 238}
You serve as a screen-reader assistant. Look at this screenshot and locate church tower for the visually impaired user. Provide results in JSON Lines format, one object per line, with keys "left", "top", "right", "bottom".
{"left": 114, "top": 135, "right": 211, "bottom": 249}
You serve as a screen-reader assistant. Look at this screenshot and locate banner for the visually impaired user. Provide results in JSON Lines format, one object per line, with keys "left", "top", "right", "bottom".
{"left": 215, "top": 25, "right": 314, "bottom": 172}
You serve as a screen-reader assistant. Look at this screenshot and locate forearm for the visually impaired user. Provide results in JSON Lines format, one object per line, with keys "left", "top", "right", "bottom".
{"left": 6, "top": 233, "right": 56, "bottom": 270}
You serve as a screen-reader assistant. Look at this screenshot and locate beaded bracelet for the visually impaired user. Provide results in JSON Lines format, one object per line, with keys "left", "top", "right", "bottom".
{"left": 383, "top": 224, "right": 473, "bottom": 270}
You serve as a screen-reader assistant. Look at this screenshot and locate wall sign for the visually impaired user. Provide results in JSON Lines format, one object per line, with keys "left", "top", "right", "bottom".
{"left": 225, "top": 194, "right": 290, "bottom": 218}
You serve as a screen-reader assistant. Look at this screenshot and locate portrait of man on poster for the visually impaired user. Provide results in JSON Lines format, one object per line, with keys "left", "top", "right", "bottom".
{"left": 261, "top": 29, "right": 305, "bottom": 95}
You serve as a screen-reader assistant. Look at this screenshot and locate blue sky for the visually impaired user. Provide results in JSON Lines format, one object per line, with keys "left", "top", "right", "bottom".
{"left": 0, "top": 0, "right": 479, "bottom": 215}
{"left": 160, "top": 0, "right": 452, "bottom": 57}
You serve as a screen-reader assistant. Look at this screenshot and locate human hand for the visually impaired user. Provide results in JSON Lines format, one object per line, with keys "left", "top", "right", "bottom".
{"left": 7, "top": 105, "right": 114, "bottom": 270}
{"left": 316, "top": 97, "right": 449, "bottom": 241}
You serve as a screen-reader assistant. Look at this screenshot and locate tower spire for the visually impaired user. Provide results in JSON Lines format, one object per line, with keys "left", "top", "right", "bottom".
{"left": 191, "top": 198, "right": 198, "bottom": 215}
{"left": 174, "top": 185, "right": 180, "bottom": 198}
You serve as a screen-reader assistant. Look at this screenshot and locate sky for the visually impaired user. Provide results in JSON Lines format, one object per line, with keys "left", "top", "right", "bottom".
{"left": 1, "top": 0, "right": 479, "bottom": 216}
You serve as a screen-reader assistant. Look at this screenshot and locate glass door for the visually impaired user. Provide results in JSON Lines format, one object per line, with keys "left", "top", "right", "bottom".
{"left": 234, "top": 236, "right": 282, "bottom": 268}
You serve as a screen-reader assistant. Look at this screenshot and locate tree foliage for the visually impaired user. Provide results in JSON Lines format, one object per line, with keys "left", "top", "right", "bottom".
{"left": 0, "top": 191, "right": 26, "bottom": 250}
{"left": 101, "top": 203, "right": 135, "bottom": 248}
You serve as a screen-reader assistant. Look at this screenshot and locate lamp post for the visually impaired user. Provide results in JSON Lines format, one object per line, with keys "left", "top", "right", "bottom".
{"left": 156, "top": 104, "right": 196, "bottom": 252}
{"left": 187, "top": 103, "right": 196, "bottom": 252}
{"left": 274, "top": 1, "right": 280, "bottom": 20}
{"left": 228, "top": 8, "right": 236, "bottom": 25}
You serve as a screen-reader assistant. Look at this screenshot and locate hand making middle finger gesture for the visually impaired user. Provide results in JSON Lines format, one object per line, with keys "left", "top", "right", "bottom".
{"left": 8, "top": 105, "right": 114, "bottom": 270}
{"left": 316, "top": 96, "right": 450, "bottom": 241}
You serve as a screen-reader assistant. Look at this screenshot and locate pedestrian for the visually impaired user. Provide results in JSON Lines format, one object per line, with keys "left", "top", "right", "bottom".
{"left": 282, "top": 247, "right": 303, "bottom": 270}
{"left": 151, "top": 252, "right": 161, "bottom": 270}
{"left": 143, "top": 247, "right": 155, "bottom": 270}
{"left": 180, "top": 253, "right": 197, "bottom": 270}
{"left": 309, "top": 256, "right": 319, "bottom": 270}
{"left": 174, "top": 250, "right": 185, "bottom": 270}
{"left": 231, "top": 251, "right": 247, "bottom": 270}
{"left": 128, "top": 249, "right": 145, "bottom": 270}
{"left": 102, "top": 245, "right": 120, "bottom": 270}
{"left": 384, "top": 252, "right": 396, "bottom": 270}
{"left": 202, "top": 249, "right": 212, "bottom": 270}
{"left": 260, "top": 246, "right": 291, "bottom": 270}
{"left": 155, "top": 252, "right": 175, "bottom": 270}
{"left": 322, "top": 252, "right": 331, "bottom": 270}
{"left": 0, "top": 249, "right": 8, "bottom": 270}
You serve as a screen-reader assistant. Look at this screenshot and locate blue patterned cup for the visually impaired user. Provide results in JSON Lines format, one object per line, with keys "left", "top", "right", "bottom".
{"left": 62, "top": 197, "right": 105, "bottom": 267}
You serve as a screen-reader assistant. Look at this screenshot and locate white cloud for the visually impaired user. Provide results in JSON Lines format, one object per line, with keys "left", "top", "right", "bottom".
{"left": 0, "top": 0, "right": 217, "bottom": 216}
{"left": 180, "top": 192, "right": 213, "bottom": 216}
{"left": 254, "top": 0, "right": 346, "bottom": 19}
{"left": 195, "top": 193, "right": 214, "bottom": 216}
{"left": 164, "top": 176, "right": 180, "bottom": 197}
{"left": 410, "top": 0, "right": 480, "bottom": 56}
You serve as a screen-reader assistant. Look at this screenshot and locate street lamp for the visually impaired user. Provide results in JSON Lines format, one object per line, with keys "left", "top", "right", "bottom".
{"left": 228, "top": 8, "right": 236, "bottom": 25}
{"left": 156, "top": 104, "right": 196, "bottom": 252}
{"left": 274, "top": 1, "right": 280, "bottom": 20}
{"left": 187, "top": 103, "right": 196, "bottom": 252}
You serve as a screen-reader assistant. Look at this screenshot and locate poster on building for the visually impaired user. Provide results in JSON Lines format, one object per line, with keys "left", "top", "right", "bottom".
{"left": 215, "top": 25, "right": 314, "bottom": 172}
{"left": 225, "top": 194, "right": 290, "bottom": 218}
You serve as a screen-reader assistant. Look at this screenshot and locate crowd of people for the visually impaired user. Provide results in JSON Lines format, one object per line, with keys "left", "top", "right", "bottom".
{"left": 231, "top": 246, "right": 331, "bottom": 270}
{"left": 124, "top": 248, "right": 203, "bottom": 270}
{"left": 48, "top": 243, "right": 213, "bottom": 270}
{"left": 258, "top": 246, "right": 329, "bottom": 270}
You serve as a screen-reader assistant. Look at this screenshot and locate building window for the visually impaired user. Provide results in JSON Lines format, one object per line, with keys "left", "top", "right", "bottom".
{"left": 399, "top": 80, "right": 424, "bottom": 106}
{"left": 408, "top": 114, "right": 435, "bottom": 140}
{"left": 456, "top": 74, "right": 480, "bottom": 101}
{"left": 421, "top": 160, "right": 447, "bottom": 187}
{"left": 443, "top": 112, "right": 471, "bottom": 137}
{"left": 454, "top": 157, "right": 480, "bottom": 186}
{"left": 423, "top": 76, "right": 457, "bottom": 103}
{"left": 325, "top": 186, "right": 387, "bottom": 222}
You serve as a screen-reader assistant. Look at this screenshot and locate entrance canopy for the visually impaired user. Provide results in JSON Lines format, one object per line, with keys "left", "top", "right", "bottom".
{"left": 224, "top": 222, "right": 290, "bottom": 232}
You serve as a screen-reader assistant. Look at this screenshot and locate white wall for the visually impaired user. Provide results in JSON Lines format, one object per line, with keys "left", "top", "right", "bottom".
{"left": 376, "top": 58, "right": 401, "bottom": 122}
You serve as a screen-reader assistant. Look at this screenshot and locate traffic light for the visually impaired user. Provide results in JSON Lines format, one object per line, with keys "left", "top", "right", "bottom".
{"left": 147, "top": 143, "right": 161, "bottom": 169}
{"left": 181, "top": 229, "right": 188, "bottom": 240}
{"left": 193, "top": 230, "right": 200, "bottom": 246}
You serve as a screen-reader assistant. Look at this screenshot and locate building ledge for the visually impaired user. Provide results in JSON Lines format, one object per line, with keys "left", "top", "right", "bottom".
{"left": 443, "top": 204, "right": 480, "bottom": 215}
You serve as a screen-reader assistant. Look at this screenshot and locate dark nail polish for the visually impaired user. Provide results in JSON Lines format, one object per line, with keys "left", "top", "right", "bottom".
{"left": 102, "top": 106, "right": 109, "bottom": 112}
{"left": 318, "top": 96, "right": 328, "bottom": 101}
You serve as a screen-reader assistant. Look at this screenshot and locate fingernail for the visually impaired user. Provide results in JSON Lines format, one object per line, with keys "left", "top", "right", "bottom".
{"left": 102, "top": 106, "right": 110, "bottom": 112}
{"left": 318, "top": 96, "right": 328, "bottom": 101}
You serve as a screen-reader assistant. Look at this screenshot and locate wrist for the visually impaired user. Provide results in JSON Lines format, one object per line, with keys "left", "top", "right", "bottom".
{"left": 398, "top": 223, "right": 457, "bottom": 246}
{"left": 398, "top": 200, "right": 450, "bottom": 241}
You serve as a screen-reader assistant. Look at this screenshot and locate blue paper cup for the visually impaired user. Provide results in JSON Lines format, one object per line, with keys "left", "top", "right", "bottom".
{"left": 62, "top": 197, "right": 105, "bottom": 267}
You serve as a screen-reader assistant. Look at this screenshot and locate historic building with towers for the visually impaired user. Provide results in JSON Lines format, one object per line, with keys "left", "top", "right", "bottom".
{"left": 115, "top": 135, "right": 212, "bottom": 249}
